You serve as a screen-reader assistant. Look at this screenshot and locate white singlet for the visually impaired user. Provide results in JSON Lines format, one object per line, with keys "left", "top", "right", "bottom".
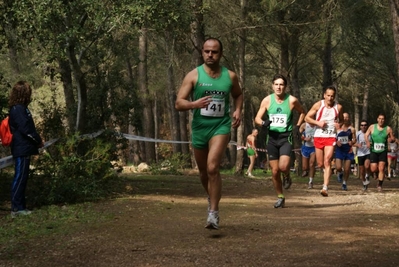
{"left": 313, "top": 100, "right": 339, "bottom": 138}
{"left": 356, "top": 130, "right": 370, "bottom": 157}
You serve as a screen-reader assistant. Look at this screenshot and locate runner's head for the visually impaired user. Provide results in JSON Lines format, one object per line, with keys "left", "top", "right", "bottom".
{"left": 272, "top": 74, "right": 287, "bottom": 97}
{"left": 377, "top": 113, "right": 385, "bottom": 127}
{"left": 323, "top": 85, "right": 336, "bottom": 107}
{"left": 360, "top": 120, "right": 368, "bottom": 132}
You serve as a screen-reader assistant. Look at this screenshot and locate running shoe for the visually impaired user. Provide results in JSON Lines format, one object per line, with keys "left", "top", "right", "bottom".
{"left": 342, "top": 184, "right": 347, "bottom": 191}
{"left": 308, "top": 182, "right": 313, "bottom": 189}
{"left": 205, "top": 212, "right": 219, "bottom": 230}
{"left": 337, "top": 172, "right": 343, "bottom": 183}
{"left": 11, "top": 209, "right": 32, "bottom": 218}
{"left": 377, "top": 186, "right": 382, "bottom": 192}
{"left": 364, "top": 179, "right": 370, "bottom": 186}
{"left": 283, "top": 173, "right": 292, "bottom": 189}
{"left": 363, "top": 184, "right": 368, "bottom": 191}
{"left": 387, "top": 176, "right": 391, "bottom": 181}
{"left": 248, "top": 174, "right": 255, "bottom": 178}
{"left": 302, "top": 170, "right": 308, "bottom": 177}
{"left": 273, "top": 197, "right": 285, "bottom": 208}
{"left": 320, "top": 189, "right": 328, "bottom": 197}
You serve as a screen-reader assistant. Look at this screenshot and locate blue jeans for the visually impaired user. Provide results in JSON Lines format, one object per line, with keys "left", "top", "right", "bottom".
{"left": 11, "top": 156, "right": 31, "bottom": 212}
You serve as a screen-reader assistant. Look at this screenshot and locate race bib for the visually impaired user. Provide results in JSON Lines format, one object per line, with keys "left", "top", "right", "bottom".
{"left": 270, "top": 114, "right": 287, "bottom": 128}
{"left": 374, "top": 143, "right": 385, "bottom": 151}
{"left": 337, "top": 136, "right": 349, "bottom": 144}
{"left": 321, "top": 122, "right": 336, "bottom": 135}
{"left": 360, "top": 141, "right": 366, "bottom": 147}
{"left": 200, "top": 98, "right": 225, "bottom": 117}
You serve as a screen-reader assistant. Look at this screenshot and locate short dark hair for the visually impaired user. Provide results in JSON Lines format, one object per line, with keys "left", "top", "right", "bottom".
{"left": 324, "top": 85, "right": 336, "bottom": 93}
{"left": 360, "top": 120, "right": 368, "bottom": 125}
{"left": 272, "top": 74, "right": 287, "bottom": 85}
{"left": 203, "top": 37, "right": 223, "bottom": 53}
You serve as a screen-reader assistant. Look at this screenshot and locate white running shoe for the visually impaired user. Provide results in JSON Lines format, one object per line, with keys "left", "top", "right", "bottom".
{"left": 205, "top": 212, "right": 219, "bottom": 230}
{"left": 11, "top": 209, "right": 32, "bottom": 218}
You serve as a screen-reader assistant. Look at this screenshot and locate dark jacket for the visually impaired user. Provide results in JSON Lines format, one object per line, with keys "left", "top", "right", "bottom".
{"left": 9, "top": 104, "right": 42, "bottom": 157}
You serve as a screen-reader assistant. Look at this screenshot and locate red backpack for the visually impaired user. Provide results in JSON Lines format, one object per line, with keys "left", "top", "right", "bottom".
{"left": 0, "top": 116, "right": 13, "bottom": 146}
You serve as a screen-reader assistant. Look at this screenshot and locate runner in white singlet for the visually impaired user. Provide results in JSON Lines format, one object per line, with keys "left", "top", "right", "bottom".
{"left": 305, "top": 85, "right": 343, "bottom": 197}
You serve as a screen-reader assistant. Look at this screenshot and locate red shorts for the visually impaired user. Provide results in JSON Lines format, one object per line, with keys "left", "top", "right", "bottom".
{"left": 314, "top": 137, "right": 336, "bottom": 149}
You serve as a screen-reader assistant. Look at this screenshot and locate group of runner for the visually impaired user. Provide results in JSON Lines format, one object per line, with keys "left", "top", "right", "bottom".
{"left": 175, "top": 37, "right": 396, "bottom": 230}
{"left": 301, "top": 112, "right": 397, "bottom": 194}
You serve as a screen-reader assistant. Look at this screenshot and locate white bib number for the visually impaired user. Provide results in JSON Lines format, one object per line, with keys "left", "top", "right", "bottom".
{"left": 374, "top": 143, "right": 385, "bottom": 151}
{"left": 337, "top": 136, "right": 349, "bottom": 144}
{"left": 270, "top": 114, "right": 287, "bottom": 128}
{"left": 201, "top": 98, "right": 225, "bottom": 117}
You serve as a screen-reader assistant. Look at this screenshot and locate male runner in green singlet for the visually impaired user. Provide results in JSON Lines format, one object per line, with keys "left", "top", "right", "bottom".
{"left": 364, "top": 113, "right": 395, "bottom": 192}
{"left": 254, "top": 74, "right": 305, "bottom": 208}
{"left": 175, "top": 38, "right": 243, "bottom": 229}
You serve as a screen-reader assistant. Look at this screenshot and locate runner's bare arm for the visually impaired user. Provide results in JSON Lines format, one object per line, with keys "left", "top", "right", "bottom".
{"left": 305, "top": 101, "right": 323, "bottom": 128}
{"left": 254, "top": 96, "right": 271, "bottom": 126}
{"left": 364, "top": 125, "right": 372, "bottom": 148}
{"left": 292, "top": 96, "right": 306, "bottom": 126}
{"left": 229, "top": 71, "right": 243, "bottom": 128}
{"left": 175, "top": 69, "right": 212, "bottom": 111}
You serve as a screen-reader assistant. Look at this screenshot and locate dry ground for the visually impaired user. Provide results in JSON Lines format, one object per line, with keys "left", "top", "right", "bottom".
{"left": 1, "top": 172, "right": 399, "bottom": 267}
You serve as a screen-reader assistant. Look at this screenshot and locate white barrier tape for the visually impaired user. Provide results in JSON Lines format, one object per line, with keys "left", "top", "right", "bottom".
{"left": 236, "top": 146, "right": 267, "bottom": 152}
{"left": 122, "top": 133, "right": 191, "bottom": 144}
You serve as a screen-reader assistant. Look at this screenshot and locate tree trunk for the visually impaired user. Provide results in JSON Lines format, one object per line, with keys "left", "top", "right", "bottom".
{"left": 322, "top": 26, "right": 334, "bottom": 91}
{"left": 390, "top": 0, "right": 399, "bottom": 103}
{"left": 3, "top": 0, "right": 20, "bottom": 75}
{"left": 362, "top": 87, "right": 369, "bottom": 121}
{"left": 125, "top": 56, "right": 142, "bottom": 165}
{"left": 66, "top": 42, "right": 87, "bottom": 133}
{"left": 234, "top": 0, "right": 248, "bottom": 175}
{"left": 165, "top": 33, "right": 181, "bottom": 154}
{"left": 138, "top": 28, "right": 156, "bottom": 163}
{"left": 290, "top": 30, "right": 302, "bottom": 176}
{"left": 58, "top": 59, "right": 76, "bottom": 132}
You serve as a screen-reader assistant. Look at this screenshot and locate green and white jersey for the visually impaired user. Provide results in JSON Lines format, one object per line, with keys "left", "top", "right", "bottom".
{"left": 268, "top": 93, "right": 293, "bottom": 133}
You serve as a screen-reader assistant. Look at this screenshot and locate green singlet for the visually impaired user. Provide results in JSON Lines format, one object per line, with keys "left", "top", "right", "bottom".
{"left": 268, "top": 93, "right": 293, "bottom": 133}
{"left": 370, "top": 124, "right": 388, "bottom": 153}
{"left": 191, "top": 64, "right": 232, "bottom": 149}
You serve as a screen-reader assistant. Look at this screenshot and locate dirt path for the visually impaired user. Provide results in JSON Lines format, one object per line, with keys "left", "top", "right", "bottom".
{"left": 2, "top": 174, "right": 399, "bottom": 267}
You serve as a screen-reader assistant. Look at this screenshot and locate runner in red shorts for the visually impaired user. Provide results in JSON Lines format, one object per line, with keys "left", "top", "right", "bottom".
{"left": 305, "top": 85, "right": 343, "bottom": 197}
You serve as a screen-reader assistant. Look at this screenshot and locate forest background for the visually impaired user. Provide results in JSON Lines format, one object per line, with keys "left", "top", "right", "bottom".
{"left": 2, "top": 0, "right": 399, "bottom": 175}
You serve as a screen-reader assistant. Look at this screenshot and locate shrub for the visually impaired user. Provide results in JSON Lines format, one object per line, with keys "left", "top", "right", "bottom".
{"left": 28, "top": 130, "right": 128, "bottom": 206}
{"left": 149, "top": 152, "right": 190, "bottom": 175}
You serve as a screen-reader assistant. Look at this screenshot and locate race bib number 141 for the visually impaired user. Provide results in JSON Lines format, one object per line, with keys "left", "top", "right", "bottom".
{"left": 201, "top": 98, "right": 225, "bottom": 117}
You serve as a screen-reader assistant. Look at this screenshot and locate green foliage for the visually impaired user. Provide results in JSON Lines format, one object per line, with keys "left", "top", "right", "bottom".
{"left": 28, "top": 130, "right": 128, "bottom": 206}
{"left": 149, "top": 152, "right": 190, "bottom": 175}
{"left": 35, "top": 83, "right": 66, "bottom": 140}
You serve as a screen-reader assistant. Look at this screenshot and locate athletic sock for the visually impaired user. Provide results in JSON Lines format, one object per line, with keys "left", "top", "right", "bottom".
{"left": 309, "top": 177, "right": 313, "bottom": 183}
{"left": 278, "top": 194, "right": 284, "bottom": 199}
{"left": 322, "top": 185, "right": 328, "bottom": 190}
{"left": 343, "top": 180, "right": 346, "bottom": 185}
